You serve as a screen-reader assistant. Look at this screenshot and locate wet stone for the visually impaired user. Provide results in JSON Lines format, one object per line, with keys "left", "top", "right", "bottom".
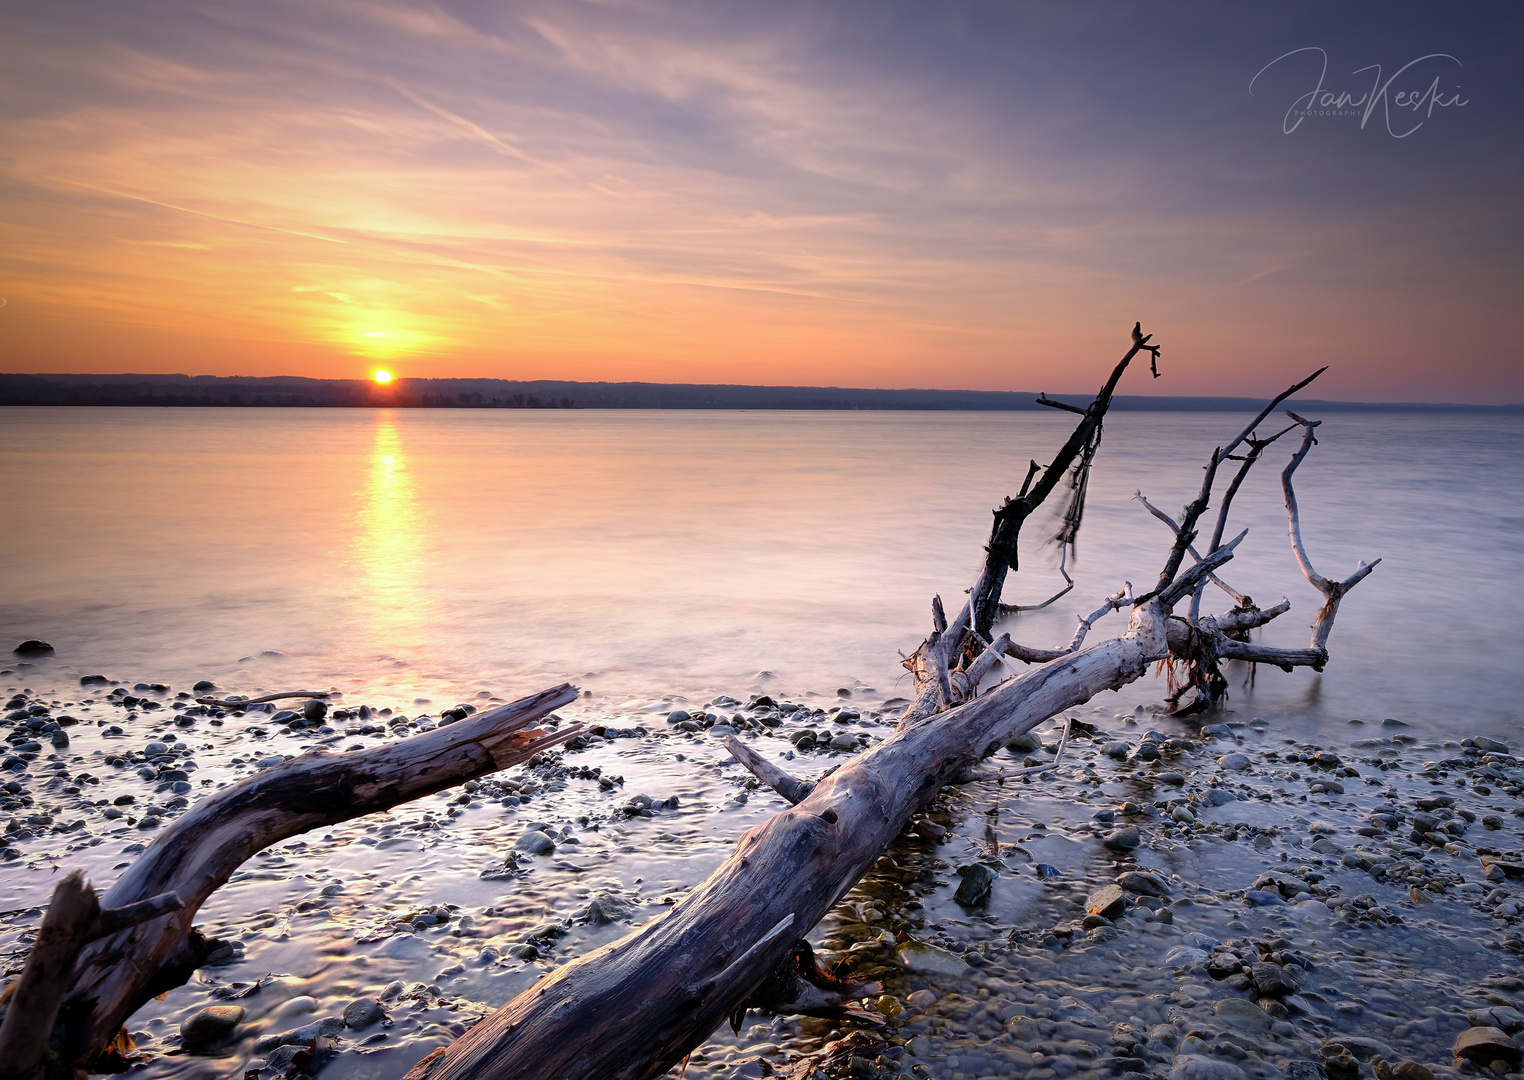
{"left": 1086, "top": 884, "right": 1127, "bottom": 918}
{"left": 180, "top": 1004, "right": 245, "bottom": 1044}
{"left": 1469, "top": 1006, "right": 1524, "bottom": 1033}
{"left": 1218, "top": 753, "right": 1251, "bottom": 771}
{"left": 515, "top": 831, "right": 556, "bottom": 855}
{"left": 1213, "top": 997, "right": 1272, "bottom": 1032}
{"left": 1453, "top": 1026, "right": 1522, "bottom": 1065}
{"left": 954, "top": 863, "right": 995, "bottom": 906}
{"left": 1116, "top": 870, "right": 1170, "bottom": 896}
{"left": 1251, "top": 962, "right": 1297, "bottom": 998}
{"left": 342, "top": 998, "right": 386, "bottom": 1028}
{"left": 1171, "top": 1056, "right": 1246, "bottom": 1080}
{"left": 1103, "top": 826, "right": 1141, "bottom": 851}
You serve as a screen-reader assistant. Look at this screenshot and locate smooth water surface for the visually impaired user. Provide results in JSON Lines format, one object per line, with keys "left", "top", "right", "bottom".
{"left": 1, "top": 407, "right": 1521, "bottom": 736}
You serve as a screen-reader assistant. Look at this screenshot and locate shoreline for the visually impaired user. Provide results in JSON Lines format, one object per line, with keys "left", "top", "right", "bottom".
{"left": 4, "top": 671, "right": 1524, "bottom": 1080}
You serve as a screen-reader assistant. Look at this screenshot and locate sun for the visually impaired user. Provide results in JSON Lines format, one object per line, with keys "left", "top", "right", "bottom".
{"left": 373, "top": 370, "right": 393, "bottom": 384}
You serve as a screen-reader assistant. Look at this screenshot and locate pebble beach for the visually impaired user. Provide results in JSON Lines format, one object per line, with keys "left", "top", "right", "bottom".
{"left": 5, "top": 659, "right": 1524, "bottom": 1080}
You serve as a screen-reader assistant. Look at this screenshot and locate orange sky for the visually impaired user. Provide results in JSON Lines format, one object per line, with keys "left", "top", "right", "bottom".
{"left": 0, "top": 3, "right": 1518, "bottom": 401}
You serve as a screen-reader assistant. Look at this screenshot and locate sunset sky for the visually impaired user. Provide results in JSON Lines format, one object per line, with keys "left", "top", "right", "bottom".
{"left": 0, "top": 2, "right": 1518, "bottom": 401}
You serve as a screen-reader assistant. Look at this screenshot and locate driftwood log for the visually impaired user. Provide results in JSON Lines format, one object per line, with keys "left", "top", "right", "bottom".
{"left": 0, "top": 685, "right": 582, "bottom": 1080}
{"left": 397, "top": 327, "right": 1376, "bottom": 1080}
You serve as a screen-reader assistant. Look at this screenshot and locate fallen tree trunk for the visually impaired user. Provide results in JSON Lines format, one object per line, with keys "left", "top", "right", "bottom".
{"left": 406, "top": 602, "right": 1181, "bottom": 1080}
{"left": 0, "top": 684, "right": 580, "bottom": 1080}
{"left": 402, "top": 327, "right": 1375, "bottom": 1080}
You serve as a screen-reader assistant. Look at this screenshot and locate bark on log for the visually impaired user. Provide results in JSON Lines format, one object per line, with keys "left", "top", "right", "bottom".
{"left": 3, "top": 685, "right": 580, "bottom": 1077}
{"left": 0, "top": 875, "right": 181, "bottom": 1080}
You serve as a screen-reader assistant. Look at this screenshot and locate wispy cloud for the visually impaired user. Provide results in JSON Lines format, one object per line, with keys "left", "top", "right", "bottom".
{"left": 0, "top": 0, "right": 1517, "bottom": 399}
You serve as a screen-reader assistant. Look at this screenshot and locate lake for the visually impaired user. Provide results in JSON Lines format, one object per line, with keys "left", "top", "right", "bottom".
{"left": 2, "top": 407, "right": 1520, "bottom": 738}
{"left": 5, "top": 404, "right": 1524, "bottom": 1080}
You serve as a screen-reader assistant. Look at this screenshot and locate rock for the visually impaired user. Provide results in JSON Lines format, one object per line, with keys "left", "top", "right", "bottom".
{"left": 1163, "top": 945, "right": 1209, "bottom": 968}
{"left": 273, "top": 995, "right": 320, "bottom": 1017}
{"left": 1203, "top": 788, "right": 1239, "bottom": 806}
{"left": 1218, "top": 753, "right": 1250, "bottom": 771}
{"left": 342, "top": 998, "right": 387, "bottom": 1028}
{"left": 828, "top": 733, "right": 858, "bottom": 751}
{"left": 895, "top": 940, "right": 969, "bottom": 977}
{"left": 1392, "top": 1062, "right": 1434, "bottom": 1080}
{"left": 1470, "top": 1006, "right": 1524, "bottom": 1033}
{"left": 1325, "top": 1037, "right": 1397, "bottom": 1063}
{"left": 192, "top": 680, "right": 217, "bottom": 692}
{"left": 1103, "top": 741, "right": 1131, "bottom": 760}
{"left": 1103, "top": 826, "right": 1141, "bottom": 851}
{"left": 180, "top": 1004, "right": 245, "bottom": 1044}
{"left": 1171, "top": 805, "right": 1194, "bottom": 822}
{"left": 1287, "top": 1063, "right": 1327, "bottom": 1080}
{"left": 1251, "top": 962, "right": 1297, "bottom": 998}
{"left": 377, "top": 934, "right": 431, "bottom": 959}
{"left": 954, "top": 863, "right": 996, "bottom": 906}
{"left": 1087, "top": 884, "right": 1128, "bottom": 918}
{"left": 1116, "top": 870, "right": 1170, "bottom": 897}
{"left": 1171, "top": 1056, "right": 1246, "bottom": 1080}
{"left": 905, "top": 989, "right": 938, "bottom": 1009}
{"left": 1474, "top": 736, "right": 1510, "bottom": 754}
{"left": 13, "top": 640, "right": 54, "bottom": 655}
{"left": 515, "top": 831, "right": 556, "bottom": 855}
{"left": 1453, "top": 1026, "right": 1522, "bottom": 1065}
{"left": 582, "top": 893, "right": 632, "bottom": 925}
{"left": 1007, "top": 732, "right": 1043, "bottom": 753}
{"left": 302, "top": 699, "right": 328, "bottom": 721}
{"left": 1213, "top": 997, "right": 1272, "bottom": 1032}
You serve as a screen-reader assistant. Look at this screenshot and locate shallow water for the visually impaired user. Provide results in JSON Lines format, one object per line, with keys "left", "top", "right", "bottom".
{"left": 2, "top": 406, "right": 1524, "bottom": 1080}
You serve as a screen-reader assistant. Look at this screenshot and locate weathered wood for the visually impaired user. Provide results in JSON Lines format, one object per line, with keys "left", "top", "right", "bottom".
{"left": 404, "top": 604, "right": 1176, "bottom": 1080}
{"left": 0, "top": 873, "right": 100, "bottom": 1080}
{"left": 0, "top": 880, "right": 182, "bottom": 1080}
{"left": 27, "top": 684, "right": 580, "bottom": 1075}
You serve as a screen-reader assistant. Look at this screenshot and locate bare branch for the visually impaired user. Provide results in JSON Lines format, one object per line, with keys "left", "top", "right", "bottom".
{"left": 92, "top": 892, "right": 183, "bottom": 939}
{"left": 1159, "top": 529, "right": 1246, "bottom": 608}
{"left": 1134, "top": 451, "right": 1221, "bottom": 606}
{"left": 962, "top": 632, "right": 1013, "bottom": 687}
{"left": 1133, "top": 491, "right": 1248, "bottom": 605}
{"left": 1283, "top": 411, "right": 1382, "bottom": 652}
{"left": 725, "top": 736, "right": 815, "bottom": 805}
{"left": 1217, "top": 367, "right": 1326, "bottom": 462}
{"left": 998, "top": 546, "right": 1074, "bottom": 615}
{"left": 1036, "top": 394, "right": 1087, "bottom": 415}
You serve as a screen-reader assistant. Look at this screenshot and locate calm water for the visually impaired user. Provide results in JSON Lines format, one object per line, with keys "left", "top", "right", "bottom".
{"left": 1, "top": 407, "right": 1521, "bottom": 737}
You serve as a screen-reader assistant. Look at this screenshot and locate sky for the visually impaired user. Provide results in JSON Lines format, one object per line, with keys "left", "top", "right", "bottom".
{"left": 0, "top": 1, "right": 1519, "bottom": 401}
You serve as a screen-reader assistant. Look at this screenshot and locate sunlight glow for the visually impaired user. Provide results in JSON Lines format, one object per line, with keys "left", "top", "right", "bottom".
{"left": 373, "top": 369, "right": 392, "bottom": 384}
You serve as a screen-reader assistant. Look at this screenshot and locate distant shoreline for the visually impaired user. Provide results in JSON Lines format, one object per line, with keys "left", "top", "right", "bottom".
{"left": 0, "top": 373, "right": 1518, "bottom": 412}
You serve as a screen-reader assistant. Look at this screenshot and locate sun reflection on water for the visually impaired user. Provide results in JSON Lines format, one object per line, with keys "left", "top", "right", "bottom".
{"left": 349, "top": 411, "right": 431, "bottom": 659}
